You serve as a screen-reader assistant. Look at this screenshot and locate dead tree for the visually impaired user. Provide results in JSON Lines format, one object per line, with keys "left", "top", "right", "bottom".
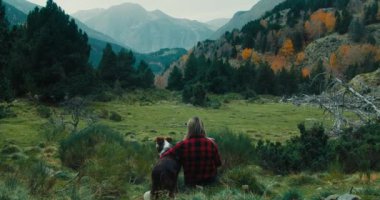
{"left": 287, "top": 73, "right": 379, "bottom": 135}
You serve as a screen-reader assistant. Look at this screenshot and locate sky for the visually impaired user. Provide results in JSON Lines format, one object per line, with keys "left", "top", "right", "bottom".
{"left": 27, "top": 0, "right": 260, "bottom": 22}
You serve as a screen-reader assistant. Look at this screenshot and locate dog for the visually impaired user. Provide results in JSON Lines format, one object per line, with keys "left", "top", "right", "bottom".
{"left": 144, "top": 137, "right": 181, "bottom": 200}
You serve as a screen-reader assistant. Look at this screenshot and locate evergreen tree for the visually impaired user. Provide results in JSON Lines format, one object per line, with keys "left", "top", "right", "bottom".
{"left": 167, "top": 66, "right": 184, "bottom": 91}
{"left": 136, "top": 61, "right": 154, "bottom": 88}
{"left": 349, "top": 17, "right": 366, "bottom": 42}
{"left": 0, "top": 0, "right": 11, "bottom": 101}
{"left": 184, "top": 53, "right": 199, "bottom": 83}
{"left": 335, "top": 9, "right": 352, "bottom": 34}
{"left": 22, "top": 0, "right": 93, "bottom": 102}
{"left": 364, "top": 1, "right": 378, "bottom": 25}
{"left": 116, "top": 49, "right": 135, "bottom": 88}
{"left": 99, "top": 44, "right": 118, "bottom": 86}
{"left": 309, "top": 60, "right": 327, "bottom": 95}
{"left": 234, "top": 62, "right": 256, "bottom": 92}
{"left": 205, "top": 59, "right": 233, "bottom": 94}
{"left": 255, "top": 62, "right": 275, "bottom": 95}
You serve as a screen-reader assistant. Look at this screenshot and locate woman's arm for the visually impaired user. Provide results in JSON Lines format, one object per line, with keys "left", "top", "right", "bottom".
{"left": 160, "top": 141, "right": 184, "bottom": 160}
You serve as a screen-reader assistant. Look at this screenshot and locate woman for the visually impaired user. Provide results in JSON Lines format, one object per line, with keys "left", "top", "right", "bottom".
{"left": 161, "top": 117, "right": 222, "bottom": 187}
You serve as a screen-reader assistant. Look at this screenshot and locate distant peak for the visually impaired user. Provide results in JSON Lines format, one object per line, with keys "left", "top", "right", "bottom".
{"left": 109, "top": 2, "right": 146, "bottom": 11}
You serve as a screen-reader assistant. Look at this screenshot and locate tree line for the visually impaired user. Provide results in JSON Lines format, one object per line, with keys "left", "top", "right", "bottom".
{"left": 167, "top": 53, "right": 329, "bottom": 106}
{"left": 0, "top": 0, "right": 154, "bottom": 103}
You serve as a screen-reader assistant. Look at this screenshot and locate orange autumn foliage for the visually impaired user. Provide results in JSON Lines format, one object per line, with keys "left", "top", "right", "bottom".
{"left": 329, "top": 52, "right": 338, "bottom": 69}
{"left": 296, "top": 52, "right": 306, "bottom": 65}
{"left": 242, "top": 48, "right": 253, "bottom": 60}
{"left": 271, "top": 55, "right": 287, "bottom": 71}
{"left": 310, "top": 9, "right": 336, "bottom": 32}
{"left": 279, "top": 38, "right": 295, "bottom": 57}
{"left": 302, "top": 68, "right": 311, "bottom": 78}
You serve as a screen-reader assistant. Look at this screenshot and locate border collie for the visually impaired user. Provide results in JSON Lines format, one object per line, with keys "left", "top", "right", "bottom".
{"left": 144, "top": 137, "right": 180, "bottom": 200}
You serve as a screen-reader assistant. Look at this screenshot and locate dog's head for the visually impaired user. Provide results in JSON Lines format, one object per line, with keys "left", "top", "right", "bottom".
{"left": 155, "top": 137, "right": 173, "bottom": 156}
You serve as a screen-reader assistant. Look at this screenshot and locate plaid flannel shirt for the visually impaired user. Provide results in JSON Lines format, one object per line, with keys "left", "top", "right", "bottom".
{"left": 161, "top": 135, "right": 222, "bottom": 186}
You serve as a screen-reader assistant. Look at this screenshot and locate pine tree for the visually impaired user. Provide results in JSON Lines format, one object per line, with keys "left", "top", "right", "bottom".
{"left": 184, "top": 53, "right": 199, "bottom": 83}
{"left": 136, "top": 61, "right": 154, "bottom": 88}
{"left": 364, "top": 1, "right": 378, "bottom": 25}
{"left": 167, "top": 66, "right": 184, "bottom": 91}
{"left": 234, "top": 62, "right": 256, "bottom": 92}
{"left": 99, "top": 44, "right": 118, "bottom": 86}
{"left": 309, "top": 60, "right": 327, "bottom": 95}
{"left": 116, "top": 49, "right": 135, "bottom": 88}
{"left": 336, "top": 9, "right": 352, "bottom": 34}
{"left": 349, "top": 17, "right": 366, "bottom": 42}
{"left": 255, "top": 62, "right": 275, "bottom": 95}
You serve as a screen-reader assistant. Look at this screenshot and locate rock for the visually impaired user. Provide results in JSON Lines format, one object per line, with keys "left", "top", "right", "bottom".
{"left": 337, "top": 194, "right": 361, "bottom": 200}
{"left": 325, "top": 194, "right": 340, "bottom": 200}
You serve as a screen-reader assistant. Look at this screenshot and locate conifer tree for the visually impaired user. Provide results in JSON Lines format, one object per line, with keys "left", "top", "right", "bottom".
{"left": 136, "top": 61, "right": 154, "bottom": 88}
{"left": 167, "top": 66, "right": 184, "bottom": 91}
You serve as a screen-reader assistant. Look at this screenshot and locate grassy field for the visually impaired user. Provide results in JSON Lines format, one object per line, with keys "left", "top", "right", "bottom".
{"left": 0, "top": 95, "right": 379, "bottom": 200}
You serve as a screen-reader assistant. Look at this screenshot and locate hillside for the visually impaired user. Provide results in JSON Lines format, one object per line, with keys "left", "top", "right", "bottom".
{"left": 158, "top": 0, "right": 380, "bottom": 90}
{"left": 205, "top": 18, "right": 230, "bottom": 31}
{"left": 73, "top": 3, "right": 213, "bottom": 53}
{"left": 211, "top": 0, "right": 285, "bottom": 39}
{"left": 4, "top": 2, "right": 26, "bottom": 25}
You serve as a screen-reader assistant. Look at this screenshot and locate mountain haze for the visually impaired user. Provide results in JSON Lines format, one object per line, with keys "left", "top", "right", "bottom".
{"left": 211, "top": 0, "right": 285, "bottom": 39}
{"left": 205, "top": 18, "right": 230, "bottom": 30}
{"left": 73, "top": 3, "right": 213, "bottom": 53}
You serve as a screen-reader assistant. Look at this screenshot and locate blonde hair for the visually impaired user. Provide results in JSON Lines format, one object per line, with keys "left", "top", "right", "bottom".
{"left": 186, "top": 117, "right": 206, "bottom": 139}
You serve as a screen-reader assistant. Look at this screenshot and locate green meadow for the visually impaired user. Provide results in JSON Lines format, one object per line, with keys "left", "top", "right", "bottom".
{"left": 0, "top": 92, "right": 379, "bottom": 200}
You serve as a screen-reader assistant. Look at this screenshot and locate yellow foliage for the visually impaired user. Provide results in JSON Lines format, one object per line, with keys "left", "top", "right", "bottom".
{"left": 181, "top": 55, "right": 189, "bottom": 63}
{"left": 280, "top": 38, "right": 295, "bottom": 57}
{"left": 242, "top": 48, "right": 253, "bottom": 61}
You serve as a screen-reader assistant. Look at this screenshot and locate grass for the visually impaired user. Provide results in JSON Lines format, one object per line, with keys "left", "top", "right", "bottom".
{"left": 0, "top": 94, "right": 379, "bottom": 199}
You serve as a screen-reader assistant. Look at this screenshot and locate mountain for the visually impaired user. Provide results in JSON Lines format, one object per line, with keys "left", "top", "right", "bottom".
{"left": 211, "top": 0, "right": 285, "bottom": 39}
{"left": 4, "top": 2, "right": 27, "bottom": 25}
{"left": 72, "top": 3, "right": 213, "bottom": 53}
{"left": 3, "top": 0, "right": 39, "bottom": 14}
{"left": 205, "top": 18, "right": 230, "bottom": 31}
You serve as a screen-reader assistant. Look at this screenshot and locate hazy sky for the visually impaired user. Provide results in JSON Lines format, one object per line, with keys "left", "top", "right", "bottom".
{"left": 27, "top": 0, "right": 259, "bottom": 22}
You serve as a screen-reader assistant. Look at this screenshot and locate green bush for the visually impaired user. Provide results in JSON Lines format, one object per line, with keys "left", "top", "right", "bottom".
{"left": 221, "top": 167, "right": 265, "bottom": 195}
{"left": 256, "top": 123, "right": 331, "bottom": 174}
{"left": 281, "top": 189, "right": 303, "bottom": 200}
{"left": 182, "top": 83, "right": 207, "bottom": 106}
{"left": 208, "top": 129, "right": 256, "bottom": 169}
{"left": 0, "top": 105, "right": 16, "bottom": 119}
{"left": 334, "top": 123, "right": 380, "bottom": 173}
{"left": 109, "top": 111, "right": 122, "bottom": 122}
{"left": 59, "top": 125, "right": 126, "bottom": 170}
{"left": 0, "top": 178, "right": 29, "bottom": 200}
{"left": 27, "top": 161, "right": 56, "bottom": 195}
{"left": 36, "top": 105, "right": 52, "bottom": 118}
{"left": 207, "top": 99, "right": 222, "bottom": 109}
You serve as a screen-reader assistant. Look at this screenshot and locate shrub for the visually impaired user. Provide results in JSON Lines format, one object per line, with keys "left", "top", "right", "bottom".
{"left": 0, "top": 105, "right": 16, "bottom": 119}
{"left": 208, "top": 129, "right": 256, "bottom": 169}
{"left": 59, "top": 125, "right": 125, "bottom": 170}
{"left": 281, "top": 189, "right": 303, "bottom": 200}
{"left": 334, "top": 123, "right": 380, "bottom": 173}
{"left": 207, "top": 99, "right": 222, "bottom": 109}
{"left": 256, "top": 123, "right": 331, "bottom": 174}
{"left": 109, "top": 111, "right": 122, "bottom": 122}
{"left": 182, "top": 83, "right": 207, "bottom": 106}
{"left": 27, "top": 161, "right": 56, "bottom": 195}
{"left": 36, "top": 105, "right": 52, "bottom": 118}
{"left": 41, "top": 116, "right": 66, "bottom": 142}
{"left": 221, "top": 167, "right": 265, "bottom": 195}
{"left": 0, "top": 178, "right": 29, "bottom": 200}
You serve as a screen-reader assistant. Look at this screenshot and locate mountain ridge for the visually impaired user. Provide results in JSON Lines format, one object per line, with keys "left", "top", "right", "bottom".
{"left": 73, "top": 2, "right": 213, "bottom": 53}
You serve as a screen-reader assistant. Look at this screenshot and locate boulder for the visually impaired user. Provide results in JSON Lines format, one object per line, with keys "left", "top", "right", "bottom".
{"left": 337, "top": 194, "right": 361, "bottom": 200}
{"left": 325, "top": 194, "right": 340, "bottom": 200}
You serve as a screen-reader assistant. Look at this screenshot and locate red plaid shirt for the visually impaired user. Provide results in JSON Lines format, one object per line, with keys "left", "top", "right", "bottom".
{"left": 161, "top": 135, "right": 222, "bottom": 186}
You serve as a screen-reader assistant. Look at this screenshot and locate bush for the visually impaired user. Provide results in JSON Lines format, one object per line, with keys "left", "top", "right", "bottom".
{"left": 256, "top": 123, "right": 331, "bottom": 174}
{"left": 27, "top": 161, "right": 56, "bottom": 195}
{"left": 182, "top": 83, "right": 207, "bottom": 106}
{"left": 221, "top": 167, "right": 265, "bottom": 195}
{"left": 0, "top": 105, "right": 16, "bottom": 119}
{"left": 281, "top": 189, "right": 303, "bottom": 200}
{"left": 207, "top": 99, "right": 222, "bottom": 109}
{"left": 208, "top": 129, "right": 255, "bottom": 169}
{"left": 334, "top": 123, "right": 380, "bottom": 173}
{"left": 109, "top": 111, "right": 122, "bottom": 122}
{"left": 36, "top": 105, "right": 52, "bottom": 118}
{"left": 0, "top": 178, "right": 29, "bottom": 200}
{"left": 59, "top": 125, "right": 126, "bottom": 170}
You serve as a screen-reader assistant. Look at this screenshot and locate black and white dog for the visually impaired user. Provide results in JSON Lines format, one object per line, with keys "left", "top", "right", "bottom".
{"left": 144, "top": 137, "right": 180, "bottom": 200}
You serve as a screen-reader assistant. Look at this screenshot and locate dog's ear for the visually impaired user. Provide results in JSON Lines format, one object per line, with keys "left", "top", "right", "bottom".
{"left": 165, "top": 137, "right": 173, "bottom": 143}
{"left": 156, "top": 137, "right": 164, "bottom": 143}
